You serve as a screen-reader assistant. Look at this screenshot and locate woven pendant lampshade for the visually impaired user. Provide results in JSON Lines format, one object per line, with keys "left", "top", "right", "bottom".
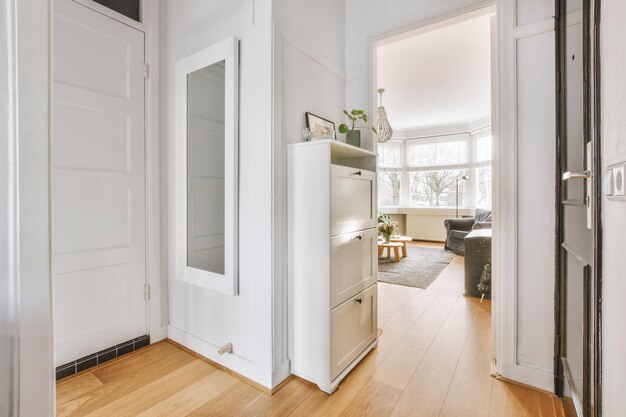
{"left": 376, "top": 88, "right": 393, "bottom": 143}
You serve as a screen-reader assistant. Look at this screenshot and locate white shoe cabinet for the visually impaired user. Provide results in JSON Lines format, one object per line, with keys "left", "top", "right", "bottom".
{"left": 288, "top": 139, "right": 378, "bottom": 394}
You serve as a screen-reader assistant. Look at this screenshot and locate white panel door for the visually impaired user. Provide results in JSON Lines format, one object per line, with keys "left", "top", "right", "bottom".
{"left": 52, "top": 0, "right": 146, "bottom": 365}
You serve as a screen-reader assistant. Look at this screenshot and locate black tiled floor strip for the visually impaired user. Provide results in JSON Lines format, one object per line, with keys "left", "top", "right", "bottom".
{"left": 56, "top": 335, "right": 150, "bottom": 381}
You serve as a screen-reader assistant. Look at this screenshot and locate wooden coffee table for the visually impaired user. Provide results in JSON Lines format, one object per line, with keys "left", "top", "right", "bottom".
{"left": 378, "top": 241, "right": 404, "bottom": 262}
{"left": 390, "top": 235, "right": 412, "bottom": 257}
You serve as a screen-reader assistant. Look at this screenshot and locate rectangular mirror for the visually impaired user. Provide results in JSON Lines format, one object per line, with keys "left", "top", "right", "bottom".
{"left": 187, "top": 61, "right": 226, "bottom": 274}
{"left": 174, "top": 38, "right": 239, "bottom": 295}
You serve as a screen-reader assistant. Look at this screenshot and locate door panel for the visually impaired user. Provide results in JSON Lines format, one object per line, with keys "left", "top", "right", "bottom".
{"left": 557, "top": 1, "right": 598, "bottom": 416}
{"left": 53, "top": 0, "right": 146, "bottom": 365}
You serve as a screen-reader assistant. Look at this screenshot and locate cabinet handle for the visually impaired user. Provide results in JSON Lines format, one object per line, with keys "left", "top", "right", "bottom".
{"left": 353, "top": 171, "right": 362, "bottom": 176}
{"left": 355, "top": 298, "right": 363, "bottom": 304}
{"left": 353, "top": 235, "right": 362, "bottom": 240}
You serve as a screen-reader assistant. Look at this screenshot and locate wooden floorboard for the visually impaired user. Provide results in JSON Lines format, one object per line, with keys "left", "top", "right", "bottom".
{"left": 56, "top": 245, "right": 561, "bottom": 417}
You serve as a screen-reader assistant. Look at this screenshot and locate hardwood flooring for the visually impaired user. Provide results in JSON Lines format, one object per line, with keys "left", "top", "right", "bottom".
{"left": 57, "top": 244, "right": 563, "bottom": 417}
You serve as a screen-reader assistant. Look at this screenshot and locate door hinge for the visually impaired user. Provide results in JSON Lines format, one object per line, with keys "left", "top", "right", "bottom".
{"left": 143, "top": 62, "right": 149, "bottom": 79}
{"left": 144, "top": 284, "right": 151, "bottom": 300}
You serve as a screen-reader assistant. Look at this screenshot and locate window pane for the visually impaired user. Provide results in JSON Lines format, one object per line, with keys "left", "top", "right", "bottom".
{"left": 435, "top": 141, "right": 467, "bottom": 165}
{"left": 408, "top": 169, "right": 467, "bottom": 207}
{"left": 407, "top": 139, "right": 467, "bottom": 168}
{"left": 476, "top": 167, "right": 492, "bottom": 209}
{"left": 475, "top": 136, "right": 492, "bottom": 162}
{"left": 379, "top": 144, "right": 402, "bottom": 168}
{"left": 93, "top": 0, "right": 141, "bottom": 22}
{"left": 379, "top": 172, "right": 401, "bottom": 206}
{"left": 407, "top": 143, "right": 435, "bottom": 167}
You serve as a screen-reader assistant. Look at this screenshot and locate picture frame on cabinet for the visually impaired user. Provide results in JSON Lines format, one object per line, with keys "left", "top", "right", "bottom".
{"left": 305, "top": 112, "right": 336, "bottom": 140}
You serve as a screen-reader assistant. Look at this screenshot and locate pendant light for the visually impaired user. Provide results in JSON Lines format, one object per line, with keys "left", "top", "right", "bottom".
{"left": 376, "top": 88, "right": 393, "bottom": 143}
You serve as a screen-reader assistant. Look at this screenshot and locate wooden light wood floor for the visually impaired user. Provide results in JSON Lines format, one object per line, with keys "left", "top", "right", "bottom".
{"left": 57, "top": 244, "right": 563, "bottom": 417}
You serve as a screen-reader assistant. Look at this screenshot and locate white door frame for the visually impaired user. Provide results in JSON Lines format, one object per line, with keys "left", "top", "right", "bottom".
{"left": 50, "top": 0, "right": 164, "bottom": 344}
{"left": 3, "top": 0, "right": 54, "bottom": 415}
{"left": 367, "top": 0, "right": 500, "bottom": 370}
{"left": 2, "top": 0, "right": 161, "bottom": 414}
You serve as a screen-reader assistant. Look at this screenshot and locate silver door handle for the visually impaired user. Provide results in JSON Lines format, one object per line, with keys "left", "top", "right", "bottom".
{"left": 562, "top": 171, "right": 591, "bottom": 180}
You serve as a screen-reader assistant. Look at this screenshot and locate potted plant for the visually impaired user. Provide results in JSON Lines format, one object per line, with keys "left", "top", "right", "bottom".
{"left": 378, "top": 220, "right": 398, "bottom": 243}
{"left": 378, "top": 212, "right": 391, "bottom": 224}
{"left": 338, "top": 109, "right": 377, "bottom": 148}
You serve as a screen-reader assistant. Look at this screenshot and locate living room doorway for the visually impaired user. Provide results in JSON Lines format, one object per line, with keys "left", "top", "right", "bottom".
{"left": 372, "top": 4, "right": 498, "bottom": 366}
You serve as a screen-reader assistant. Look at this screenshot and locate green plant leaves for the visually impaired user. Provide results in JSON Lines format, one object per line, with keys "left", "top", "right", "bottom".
{"left": 341, "top": 109, "right": 370, "bottom": 132}
{"left": 338, "top": 124, "right": 349, "bottom": 134}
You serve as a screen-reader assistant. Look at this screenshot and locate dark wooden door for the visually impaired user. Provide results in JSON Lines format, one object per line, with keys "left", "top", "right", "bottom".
{"left": 556, "top": 1, "right": 601, "bottom": 416}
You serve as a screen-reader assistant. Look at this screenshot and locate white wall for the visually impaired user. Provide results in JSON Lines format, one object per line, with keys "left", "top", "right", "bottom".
{"left": 600, "top": 1, "right": 626, "bottom": 414}
{"left": 9, "top": 0, "right": 54, "bottom": 415}
{"left": 345, "top": 0, "right": 494, "bottom": 152}
{"left": 163, "top": 0, "right": 283, "bottom": 388}
{"left": 19, "top": 0, "right": 55, "bottom": 414}
{"left": 406, "top": 210, "right": 472, "bottom": 242}
{"left": 271, "top": 0, "right": 346, "bottom": 380}
{"left": 382, "top": 209, "right": 474, "bottom": 242}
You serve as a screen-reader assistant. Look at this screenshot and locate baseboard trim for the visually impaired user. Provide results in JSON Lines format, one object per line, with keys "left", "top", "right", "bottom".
{"left": 55, "top": 334, "right": 150, "bottom": 381}
{"left": 166, "top": 339, "right": 289, "bottom": 396}
{"left": 149, "top": 325, "right": 168, "bottom": 343}
{"left": 272, "top": 358, "right": 292, "bottom": 388}
{"left": 494, "top": 374, "right": 557, "bottom": 397}
{"left": 56, "top": 338, "right": 161, "bottom": 384}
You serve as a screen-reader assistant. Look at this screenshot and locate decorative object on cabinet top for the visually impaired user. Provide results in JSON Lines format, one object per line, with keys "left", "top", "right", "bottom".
{"left": 338, "top": 109, "right": 377, "bottom": 149}
{"left": 305, "top": 112, "right": 336, "bottom": 140}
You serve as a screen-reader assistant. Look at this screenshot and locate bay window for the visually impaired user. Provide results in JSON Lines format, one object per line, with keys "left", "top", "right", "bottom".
{"left": 378, "top": 142, "right": 402, "bottom": 207}
{"left": 377, "top": 129, "right": 492, "bottom": 209}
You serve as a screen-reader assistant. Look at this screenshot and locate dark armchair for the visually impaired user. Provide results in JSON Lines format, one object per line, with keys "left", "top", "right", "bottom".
{"left": 444, "top": 209, "right": 492, "bottom": 255}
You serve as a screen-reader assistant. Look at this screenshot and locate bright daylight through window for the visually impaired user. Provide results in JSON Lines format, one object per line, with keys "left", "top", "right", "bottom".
{"left": 378, "top": 131, "right": 492, "bottom": 209}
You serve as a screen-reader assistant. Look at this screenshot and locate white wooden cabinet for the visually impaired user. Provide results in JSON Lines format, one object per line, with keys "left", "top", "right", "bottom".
{"left": 288, "top": 139, "right": 378, "bottom": 394}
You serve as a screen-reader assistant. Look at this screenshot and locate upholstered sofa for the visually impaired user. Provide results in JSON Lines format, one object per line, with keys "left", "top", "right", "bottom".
{"left": 444, "top": 209, "right": 492, "bottom": 256}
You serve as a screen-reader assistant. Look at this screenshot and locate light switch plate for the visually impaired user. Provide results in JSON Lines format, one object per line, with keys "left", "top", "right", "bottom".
{"left": 608, "top": 162, "right": 626, "bottom": 200}
{"left": 606, "top": 169, "right": 614, "bottom": 196}
{"left": 614, "top": 165, "right": 625, "bottom": 196}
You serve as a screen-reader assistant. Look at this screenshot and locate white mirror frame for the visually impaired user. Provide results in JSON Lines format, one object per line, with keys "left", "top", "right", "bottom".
{"left": 174, "top": 37, "right": 239, "bottom": 295}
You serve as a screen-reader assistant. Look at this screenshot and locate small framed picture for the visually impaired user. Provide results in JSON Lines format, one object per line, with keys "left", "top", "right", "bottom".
{"left": 305, "top": 112, "right": 336, "bottom": 140}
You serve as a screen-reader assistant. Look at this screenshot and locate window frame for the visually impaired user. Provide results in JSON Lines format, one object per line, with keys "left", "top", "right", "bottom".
{"left": 377, "top": 128, "right": 492, "bottom": 210}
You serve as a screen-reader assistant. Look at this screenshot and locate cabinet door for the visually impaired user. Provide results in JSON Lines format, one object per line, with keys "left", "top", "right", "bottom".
{"left": 331, "top": 165, "right": 376, "bottom": 236}
{"left": 330, "top": 228, "right": 377, "bottom": 308}
{"left": 330, "top": 284, "right": 377, "bottom": 380}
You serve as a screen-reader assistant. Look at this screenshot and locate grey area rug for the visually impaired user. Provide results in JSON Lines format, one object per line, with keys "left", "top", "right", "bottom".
{"left": 378, "top": 245, "right": 455, "bottom": 289}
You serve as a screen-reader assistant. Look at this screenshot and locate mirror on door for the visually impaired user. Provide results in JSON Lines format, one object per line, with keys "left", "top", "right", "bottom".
{"left": 186, "top": 61, "right": 226, "bottom": 274}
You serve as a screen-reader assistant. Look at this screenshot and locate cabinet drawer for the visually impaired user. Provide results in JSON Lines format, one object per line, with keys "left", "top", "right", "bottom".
{"left": 331, "top": 165, "right": 376, "bottom": 236}
{"left": 330, "top": 228, "right": 377, "bottom": 308}
{"left": 331, "top": 285, "right": 377, "bottom": 380}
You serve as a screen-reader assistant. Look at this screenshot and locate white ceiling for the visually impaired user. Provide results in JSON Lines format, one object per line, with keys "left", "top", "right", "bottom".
{"left": 376, "top": 14, "right": 493, "bottom": 131}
